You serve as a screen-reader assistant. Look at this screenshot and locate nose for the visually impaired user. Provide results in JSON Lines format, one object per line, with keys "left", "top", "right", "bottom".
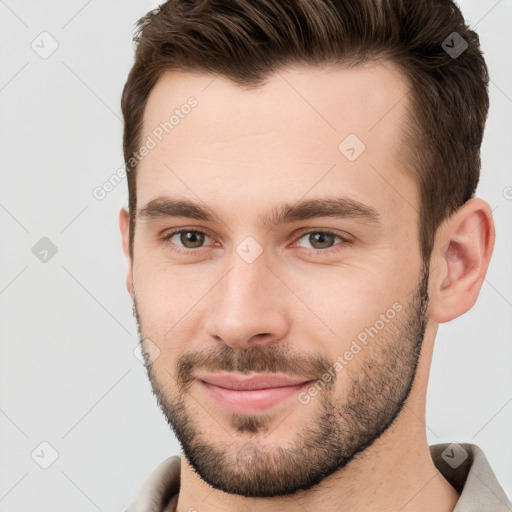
{"left": 204, "top": 249, "right": 289, "bottom": 350}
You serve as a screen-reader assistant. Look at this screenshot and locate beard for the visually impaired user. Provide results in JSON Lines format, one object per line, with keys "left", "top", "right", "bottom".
{"left": 133, "top": 262, "right": 430, "bottom": 498}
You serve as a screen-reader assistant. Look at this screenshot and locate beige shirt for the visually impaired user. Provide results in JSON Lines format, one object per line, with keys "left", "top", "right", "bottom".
{"left": 125, "top": 443, "right": 512, "bottom": 512}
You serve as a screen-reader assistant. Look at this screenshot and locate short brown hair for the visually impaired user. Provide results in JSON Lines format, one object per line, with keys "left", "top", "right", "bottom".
{"left": 121, "top": 0, "right": 489, "bottom": 263}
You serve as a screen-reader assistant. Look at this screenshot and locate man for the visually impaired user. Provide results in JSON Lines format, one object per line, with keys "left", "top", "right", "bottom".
{"left": 119, "top": 0, "right": 511, "bottom": 511}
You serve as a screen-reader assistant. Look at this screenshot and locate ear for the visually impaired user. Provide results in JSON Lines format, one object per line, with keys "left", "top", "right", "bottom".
{"left": 428, "top": 198, "right": 495, "bottom": 323}
{"left": 119, "top": 207, "right": 134, "bottom": 300}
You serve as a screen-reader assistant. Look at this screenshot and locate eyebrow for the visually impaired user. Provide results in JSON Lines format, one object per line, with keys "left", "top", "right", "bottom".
{"left": 136, "top": 196, "right": 381, "bottom": 226}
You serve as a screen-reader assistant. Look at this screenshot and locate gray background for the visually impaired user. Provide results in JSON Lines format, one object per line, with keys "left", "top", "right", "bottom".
{"left": 0, "top": 0, "right": 511, "bottom": 510}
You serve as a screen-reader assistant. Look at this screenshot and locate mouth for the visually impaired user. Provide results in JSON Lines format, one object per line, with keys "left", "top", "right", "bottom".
{"left": 195, "top": 373, "right": 315, "bottom": 413}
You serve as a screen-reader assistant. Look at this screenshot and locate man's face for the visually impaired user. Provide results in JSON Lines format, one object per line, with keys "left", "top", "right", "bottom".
{"left": 129, "top": 62, "right": 429, "bottom": 497}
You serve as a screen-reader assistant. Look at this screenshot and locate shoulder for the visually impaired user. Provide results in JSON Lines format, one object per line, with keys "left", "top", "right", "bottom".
{"left": 124, "top": 456, "right": 181, "bottom": 512}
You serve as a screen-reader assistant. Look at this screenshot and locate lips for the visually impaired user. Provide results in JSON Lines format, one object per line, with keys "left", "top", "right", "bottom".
{"left": 195, "top": 372, "right": 314, "bottom": 413}
{"left": 197, "top": 373, "right": 310, "bottom": 390}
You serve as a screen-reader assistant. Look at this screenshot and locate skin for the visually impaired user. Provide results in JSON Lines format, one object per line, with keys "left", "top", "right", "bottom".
{"left": 119, "top": 61, "right": 495, "bottom": 512}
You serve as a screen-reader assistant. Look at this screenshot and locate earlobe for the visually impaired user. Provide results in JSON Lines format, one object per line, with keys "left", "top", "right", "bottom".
{"left": 119, "top": 208, "right": 134, "bottom": 299}
{"left": 428, "top": 198, "right": 495, "bottom": 324}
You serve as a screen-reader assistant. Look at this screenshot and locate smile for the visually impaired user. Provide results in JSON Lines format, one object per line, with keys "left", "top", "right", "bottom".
{"left": 195, "top": 373, "right": 314, "bottom": 413}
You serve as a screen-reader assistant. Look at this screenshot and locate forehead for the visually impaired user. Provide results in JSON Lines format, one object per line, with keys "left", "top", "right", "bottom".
{"left": 142, "top": 60, "right": 411, "bottom": 147}
{"left": 137, "top": 61, "right": 417, "bottom": 227}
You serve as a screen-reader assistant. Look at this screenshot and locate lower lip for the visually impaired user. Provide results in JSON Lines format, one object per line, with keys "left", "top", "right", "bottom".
{"left": 197, "top": 379, "right": 313, "bottom": 413}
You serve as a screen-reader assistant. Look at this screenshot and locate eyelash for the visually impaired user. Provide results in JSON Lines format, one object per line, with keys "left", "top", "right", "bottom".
{"left": 161, "top": 228, "right": 352, "bottom": 255}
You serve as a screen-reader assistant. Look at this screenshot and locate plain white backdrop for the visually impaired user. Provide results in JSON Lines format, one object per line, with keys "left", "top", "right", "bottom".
{"left": 0, "top": 1, "right": 511, "bottom": 510}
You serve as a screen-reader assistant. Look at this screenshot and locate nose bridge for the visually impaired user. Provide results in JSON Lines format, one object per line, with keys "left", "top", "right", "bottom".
{"left": 219, "top": 247, "right": 272, "bottom": 318}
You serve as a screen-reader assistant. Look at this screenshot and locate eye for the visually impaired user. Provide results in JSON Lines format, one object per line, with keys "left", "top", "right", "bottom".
{"left": 165, "top": 229, "right": 214, "bottom": 251}
{"left": 294, "top": 230, "right": 349, "bottom": 251}
{"left": 162, "top": 228, "right": 351, "bottom": 255}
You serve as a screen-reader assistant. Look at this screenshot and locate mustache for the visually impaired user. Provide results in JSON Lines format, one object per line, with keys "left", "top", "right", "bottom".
{"left": 176, "top": 344, "right": 333, "bottom": 387}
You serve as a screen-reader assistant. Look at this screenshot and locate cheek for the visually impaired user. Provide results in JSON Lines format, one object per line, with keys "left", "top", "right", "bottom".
{"left": 134, "top": 257, "right": 198, "bottom": 306}
{"left": 133, "top": 261, "right": 219, "bottom": 349}
{"left": 281, "top": 264, "right": 410, "bottom": 385}
{"left": 283, "top": 263, "right": 401, "bottom": 334}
